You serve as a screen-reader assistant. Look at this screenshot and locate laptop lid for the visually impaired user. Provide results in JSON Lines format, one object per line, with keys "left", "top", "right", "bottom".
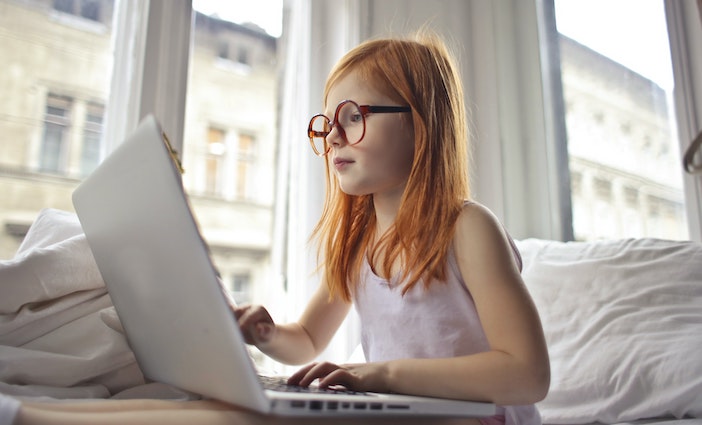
{"left": 72, "top": 115, "right": 496, "bottom": 418}
{"left": 72, "top": 115, "right": 271, "bottom": 411}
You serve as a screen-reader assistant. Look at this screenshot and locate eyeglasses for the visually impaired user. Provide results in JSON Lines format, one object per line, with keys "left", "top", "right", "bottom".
{"left": 307, "top": 99, "right": 411, "bottom": 156}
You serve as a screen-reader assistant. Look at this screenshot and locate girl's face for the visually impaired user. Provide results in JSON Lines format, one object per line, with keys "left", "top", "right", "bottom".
{"left": 324, "top": 71, "right": 415, "bottom": 200}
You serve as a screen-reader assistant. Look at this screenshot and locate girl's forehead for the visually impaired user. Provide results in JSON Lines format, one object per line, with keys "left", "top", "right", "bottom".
{"left": 324, "top": 72, "right": 391, "bottom": 112}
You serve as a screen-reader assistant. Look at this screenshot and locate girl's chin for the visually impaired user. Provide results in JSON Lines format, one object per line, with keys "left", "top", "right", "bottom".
{"left": 338, "top": 183, "right": 369, "bottom": 197}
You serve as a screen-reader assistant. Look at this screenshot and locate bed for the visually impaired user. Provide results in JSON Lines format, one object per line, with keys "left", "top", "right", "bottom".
{"left": 515, "top": 238, "right": 702, "bottom": 424}
{"left": 1, "top": 208, "right": 701, "bottom": 424}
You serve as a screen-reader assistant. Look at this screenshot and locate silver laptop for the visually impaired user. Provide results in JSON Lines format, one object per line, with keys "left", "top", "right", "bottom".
{"left": 72, "top": 114, "right": 496, "bottom": 418}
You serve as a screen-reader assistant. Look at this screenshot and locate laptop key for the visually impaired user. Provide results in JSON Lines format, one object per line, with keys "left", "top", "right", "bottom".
{"left": 259, "top": 375, "right": 367, "bottom": 396}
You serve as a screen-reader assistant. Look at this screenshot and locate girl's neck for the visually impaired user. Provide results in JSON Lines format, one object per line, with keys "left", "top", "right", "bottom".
{"left": 372, "top": 192, "right": 402, "bottom": 235}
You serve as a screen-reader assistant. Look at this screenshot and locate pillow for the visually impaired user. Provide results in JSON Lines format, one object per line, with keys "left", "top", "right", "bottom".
{"left": 515, "top": 238, "right": 702, "bottom": 424}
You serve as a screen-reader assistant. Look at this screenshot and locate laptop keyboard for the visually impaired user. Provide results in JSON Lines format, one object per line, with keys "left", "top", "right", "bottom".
{"left": 259, "top": 375, "right": 367, "bottom": 396}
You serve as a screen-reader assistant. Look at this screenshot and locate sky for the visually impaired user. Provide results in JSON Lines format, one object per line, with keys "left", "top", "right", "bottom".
{"left": 192, "top": 0, "right": 283, "bottom": 38}
{"left": 554, "top": 0, "right": 674, "bottom": 89}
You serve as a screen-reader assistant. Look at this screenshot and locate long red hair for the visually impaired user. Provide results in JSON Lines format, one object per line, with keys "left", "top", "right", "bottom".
{"left": 312, "top": 32, "right": 471, "bottom": 301}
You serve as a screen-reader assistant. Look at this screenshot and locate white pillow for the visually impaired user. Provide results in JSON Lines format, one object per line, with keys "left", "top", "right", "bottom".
{"left": 515, "top": 238, "right": 702, "bottom": 424}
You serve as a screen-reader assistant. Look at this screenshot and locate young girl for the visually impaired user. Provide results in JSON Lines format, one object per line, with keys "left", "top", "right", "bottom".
{"left": 235, "top": 32, "right": 550, "bottom": 425}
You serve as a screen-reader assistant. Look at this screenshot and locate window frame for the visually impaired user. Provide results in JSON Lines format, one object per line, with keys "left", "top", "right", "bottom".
{"left": 665, "top": 0, "right": 702, "bottom": 242}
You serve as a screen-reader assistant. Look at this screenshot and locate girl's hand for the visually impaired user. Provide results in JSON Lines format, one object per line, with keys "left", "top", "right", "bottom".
{"left": 287, "top": 361, "right": 391, "bottom": 393}
{"left": 233, "top": 304, "right": 276, "bottom": 346}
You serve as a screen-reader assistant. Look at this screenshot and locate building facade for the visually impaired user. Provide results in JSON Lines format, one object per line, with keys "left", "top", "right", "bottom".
{"left": 0, "top": 0, "right": 279, "bottom": 302}
{"left": 560, "top": 36, "right": 686, "bottom": 241}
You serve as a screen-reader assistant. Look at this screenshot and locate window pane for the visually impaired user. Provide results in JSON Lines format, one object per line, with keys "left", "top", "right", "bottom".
{"left": 186, "top": 1, "right": 283, "bottom": 334}
{"left": 555, "top": 0, "right": 688, "bottom": 240}
{"left": 205, "top": 127, "right": 225, "bottom": 196}
{"left": 235, "top": 134, "right": 255, "bottom": 199}
{"left": 40, "top": 122, "right": 66, "bottom": 173}
{"left": 0, "top": 0, "right": 115, "bottom": 258}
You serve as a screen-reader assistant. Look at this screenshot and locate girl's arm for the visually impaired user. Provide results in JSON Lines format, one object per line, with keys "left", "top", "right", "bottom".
{"left": 236, "top": 282, "right": 351, "bottom": 365}
{"left": 442, "top": 202, "right": 550, "bottom": 404}
{"left": 290, "top": 203, "right": 550, "bottom": 406}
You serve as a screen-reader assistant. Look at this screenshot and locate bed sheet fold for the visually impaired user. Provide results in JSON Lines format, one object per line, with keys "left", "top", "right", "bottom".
{"left": 0, "top": 208, "right": 190, "bottom": 400}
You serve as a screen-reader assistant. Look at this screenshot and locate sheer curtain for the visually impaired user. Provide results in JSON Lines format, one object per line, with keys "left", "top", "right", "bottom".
{"left": 273, "top": 0, "right": 364, "bottom": 366}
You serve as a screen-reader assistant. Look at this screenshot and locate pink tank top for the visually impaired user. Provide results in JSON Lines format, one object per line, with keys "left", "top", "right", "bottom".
{"left": 352, "top": 243, "right": 541, "bottom": 425}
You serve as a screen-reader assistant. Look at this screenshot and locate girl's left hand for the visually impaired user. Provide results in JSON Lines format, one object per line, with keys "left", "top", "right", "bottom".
{"left": 287, "top": 361, "right": 391, "bottom": 393}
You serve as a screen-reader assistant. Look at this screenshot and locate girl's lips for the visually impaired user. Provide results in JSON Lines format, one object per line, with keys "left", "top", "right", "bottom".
{"left": 333, "top": 157, "right": 354, "bottom": 169}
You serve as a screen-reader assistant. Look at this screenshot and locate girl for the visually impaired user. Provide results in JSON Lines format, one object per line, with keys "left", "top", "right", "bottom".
{"left": 235, "top": 32, "right": 550, "bottom": 425}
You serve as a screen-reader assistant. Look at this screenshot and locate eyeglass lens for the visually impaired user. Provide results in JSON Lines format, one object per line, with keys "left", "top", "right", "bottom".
{"left": 310, "top": 101, "right": 365, "bottom": 155}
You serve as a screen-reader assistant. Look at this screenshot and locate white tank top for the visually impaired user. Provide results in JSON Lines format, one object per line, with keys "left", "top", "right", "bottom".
{"left": 353, "top": 244, "right": 541, "bottom": 425}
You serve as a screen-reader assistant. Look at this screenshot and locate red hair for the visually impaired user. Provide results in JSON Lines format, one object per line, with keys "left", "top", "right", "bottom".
{"left": 312, "top": 32, "right": 471, "bottom": 301}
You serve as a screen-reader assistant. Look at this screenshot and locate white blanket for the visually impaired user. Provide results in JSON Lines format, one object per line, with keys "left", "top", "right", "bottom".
{"left": 0, "top": 209, "right": 190, "bottom": 401}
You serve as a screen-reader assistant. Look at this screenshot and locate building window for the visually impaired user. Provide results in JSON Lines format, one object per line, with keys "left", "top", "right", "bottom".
{"left": 205, "top": 127, "right": 226, "bottom": 196}
{"left": 594, "top": 178, "right": 612, "bottom": 201}
{"left": 40, "top": 94, "right": 72, "bottom": 174}
{"left": 81, "top": 102, "right": 104, "bottom": 176}
{"left": 229, "top": 272, "right": 251, "bottom": 305}
{"left": 236, "top": 46, "right": 250, "bottom": 66}
{"left": 196, "top": 128, "right": 258, "bottom": 200}
{"left": 217, "top": 41, "right": 229, "bottom": 60}
{"left": 39, "top": 94, "right": 104, "bottom": 177}
{"left": 195, "top": 126, "right": 258, "bottom": 200}
{"left": 53, "top": 0, "right": 103, "bottom": 22}
{"left": 235, "top": 133, "right": 255, "bottom": 199}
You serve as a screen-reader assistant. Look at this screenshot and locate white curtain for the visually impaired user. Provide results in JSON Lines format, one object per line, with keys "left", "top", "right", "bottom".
{"left": 271, "top": 0, "right": 363, "bottom": 368}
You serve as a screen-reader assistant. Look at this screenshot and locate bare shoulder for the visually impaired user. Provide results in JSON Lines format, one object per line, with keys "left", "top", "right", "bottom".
{"left": 453, "top": 201, "right": 521, "bottom": 276}
{"left": 454, "top": 202, "right": 508, "bottom": 243}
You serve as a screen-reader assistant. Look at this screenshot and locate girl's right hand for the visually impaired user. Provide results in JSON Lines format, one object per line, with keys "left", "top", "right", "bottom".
{"left": 233, "top": 304, "right": 276, "bottom": 346}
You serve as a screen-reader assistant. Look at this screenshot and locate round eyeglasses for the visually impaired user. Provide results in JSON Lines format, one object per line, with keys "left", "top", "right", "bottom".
{"left": 307, "top": 99, "right": 411, "bottom": 156}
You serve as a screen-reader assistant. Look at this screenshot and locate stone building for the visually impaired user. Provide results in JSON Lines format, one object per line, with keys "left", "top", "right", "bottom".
{"left": 560, "top": 35, "right": 686, "bottom": 241}
{"left": 0, "top": 0, "right": 279, "bottom": 302}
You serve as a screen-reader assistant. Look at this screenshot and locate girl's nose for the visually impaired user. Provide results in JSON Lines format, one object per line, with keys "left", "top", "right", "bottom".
{"left": 327, "top": 124, "right": 347, "bottom": 147}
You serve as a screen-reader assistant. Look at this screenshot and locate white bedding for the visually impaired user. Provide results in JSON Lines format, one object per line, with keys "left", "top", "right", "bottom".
{"left": 517, "top": 238, "right": 702, "bottom": 424}
{"left": 0, "top": 209, "right": 192, "bottom": 402}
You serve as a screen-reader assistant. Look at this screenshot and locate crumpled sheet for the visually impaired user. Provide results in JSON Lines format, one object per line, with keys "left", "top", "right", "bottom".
{"left": 0, "top": 208, "right": 194, "bottom": 401}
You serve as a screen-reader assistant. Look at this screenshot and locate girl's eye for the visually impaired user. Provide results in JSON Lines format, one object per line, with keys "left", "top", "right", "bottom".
{"left": 349, "top": 113, "right": 363, "bottom": 123}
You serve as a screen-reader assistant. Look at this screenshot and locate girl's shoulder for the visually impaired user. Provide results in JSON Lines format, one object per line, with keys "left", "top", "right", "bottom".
{"left": 454, "top": 200, "right": 523, "bottom": 270}
{"left": 456, "top": 200, "right": 502, "bottom": 230}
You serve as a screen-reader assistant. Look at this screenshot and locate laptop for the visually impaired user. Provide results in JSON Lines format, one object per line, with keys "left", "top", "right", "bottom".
{"left": 72, "top": 114, "right": 496, "bottom": 418}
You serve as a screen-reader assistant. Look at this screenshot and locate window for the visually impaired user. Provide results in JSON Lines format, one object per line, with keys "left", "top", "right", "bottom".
{"left": 81, "top": 102, "right": 104, "bottom": 176}
{"left": 216, "top": 41, "right": 250, "bottom": 66}
{"left": 38, "top": 94, "right": 105, "bottom": 177}
{"left": 235, "top": 45, "right": 250, "bottom": 66}
{"left": 205, "top": 127, "right": 226, "bottom": 196}
{"left": 193, "top": 127, "right": 258, "bottom": 200}
{"left": 53, "top": 0, "right": 105, "bottom": 23}
{"left": 40, "top": 94, "right": 72, "bottom": 174}
{"left": 229, "top": 272, "right": 252, "bottom": 305}
{"left": 554, "top": 0, "right": 688, "bottom": 241}
{"left": 234, "top": 133, "right": 255, "bottom": 199}
{"left": 182, "top": 3, "right": 280, "bottom": 336}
